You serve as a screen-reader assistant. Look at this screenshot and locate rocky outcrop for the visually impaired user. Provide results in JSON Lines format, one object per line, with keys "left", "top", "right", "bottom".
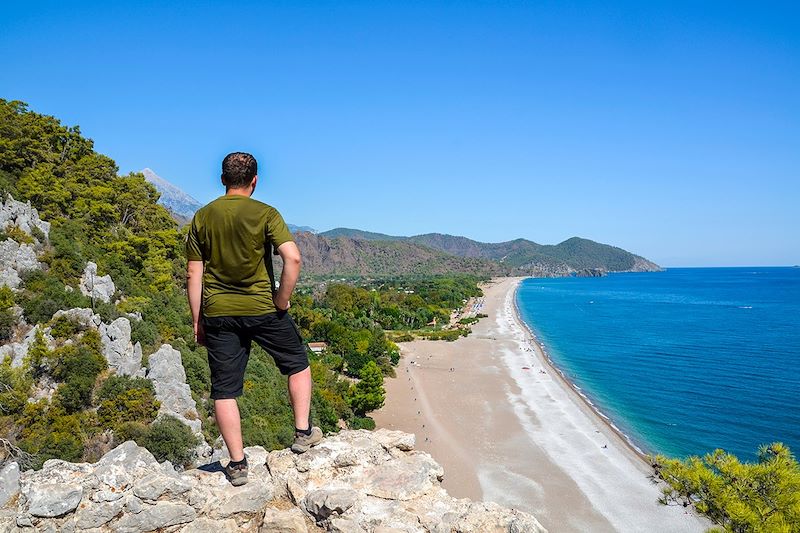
{"left": 147, "top": 344, "right": 208, "bottom": 456}
{"left": 0, "top": 195, "right": 49, "bottom": 289}
{"left": 79, "top": 262, "right": 116, "bottom": 304}
{"left": 0, "top": 430, "right": 546, "bottom": 532}
{"left": 50, "top": 308, "right": 146, "bottom": 377}
{"left": 0, "top": 325, "right": 54, "bottom": 369}
{"left": 99, "top": 317, "right": 145, "bottom": 377}
{"left": 1, "top": 309, "right": 207, "bottom": 453}
{"left": 0, "top": 239, "right": 40, "bottom": 289}
{"left": 0, "top": 195, "right": 50, "bottom": 241}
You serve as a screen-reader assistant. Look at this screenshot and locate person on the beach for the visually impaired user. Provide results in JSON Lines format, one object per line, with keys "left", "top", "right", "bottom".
{"left": 185, "top": 152, "right": 322, "bottom": 486}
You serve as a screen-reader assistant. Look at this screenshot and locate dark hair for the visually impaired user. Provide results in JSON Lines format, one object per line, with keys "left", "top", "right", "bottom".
{"left": 222, "top": 152, "right": 258, "bottom": 188}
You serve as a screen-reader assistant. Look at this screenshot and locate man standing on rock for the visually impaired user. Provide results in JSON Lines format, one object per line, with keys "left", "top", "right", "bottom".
{"left": 185, "top": 152, "right": 322, "bottom": 486}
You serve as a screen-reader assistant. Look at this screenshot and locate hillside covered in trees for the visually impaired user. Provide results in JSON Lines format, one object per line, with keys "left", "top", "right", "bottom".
{"left": 0, "top": 99, "right": 484, "bottom": 469}
{"left": 319, "top": 228, "right": 661, "bottom": 277}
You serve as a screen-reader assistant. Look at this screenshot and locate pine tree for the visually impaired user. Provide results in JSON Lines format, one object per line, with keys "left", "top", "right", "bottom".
{"left": 348, "top": 361, "right": 385, "bottom": 416}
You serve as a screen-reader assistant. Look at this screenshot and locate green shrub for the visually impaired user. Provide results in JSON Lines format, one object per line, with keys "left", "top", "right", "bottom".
{"left": 0, "top": 309, "right": 15, "bottom": 342}
{"left": 4, "top": 225, "right": 34, "bottom": 244}
{"left": 421, "top": 329, "right": 464, "bottom": 341}
{"left": 49, "top": 315, "right": 84, "bottom": 338}
{"left": 349, "top": 416, "right": 376, "bottom": 430}
{"left": 0, "top": 286, "right": 15, "bottom": 309}
{"left": 0, "top": 363, "right": 32, "bottom": 416}
{"left": 18, "top": 270, "right": 90, "bottom": 324}
{"left": 114, "top": 421, "right": 150, "bottom": 444}
{"left": 30, "top": 225, "right": 45, "bottom": 244}
{"left": 16, "top": 402, "right": 88, "bottom": 468}
{"left": 96, "top": 375, "right": 159, "bottom": 432}
{"left": 311, "top": 388, "right": 340, "bottom": 434}
{"left": 51, "top": 330, "right": 107, "bottom": 413}
{"left": 141, "top": 416, "right": 198, "bottom": 465}
{"left": 96, "top": 375, "right": 154, "bottom": 401}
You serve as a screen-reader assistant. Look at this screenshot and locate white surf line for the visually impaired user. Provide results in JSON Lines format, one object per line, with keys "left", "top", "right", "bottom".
{"left": 495, "top": 281, "right": 706, "bottom": 533}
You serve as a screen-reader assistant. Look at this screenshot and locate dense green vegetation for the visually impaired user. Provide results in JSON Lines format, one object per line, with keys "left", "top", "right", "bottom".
{"left": 0, "top": 99, "right": 483, "bottom": 467}
{"left": 653, "top": 444, "right": 800, "bottom": 532}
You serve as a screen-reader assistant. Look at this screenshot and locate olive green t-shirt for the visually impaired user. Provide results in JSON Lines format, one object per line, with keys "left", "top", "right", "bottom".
{"left": 185, "top": 195, "right": 294, "bottom": 317}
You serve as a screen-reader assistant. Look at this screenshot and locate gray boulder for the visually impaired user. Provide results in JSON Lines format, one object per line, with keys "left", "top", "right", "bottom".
{"left": 52, "top": 307, "right": 102, "bottom": 329}
{"left": 99, "top": 317, "right": 144, "bottom": 377}
{"left": 75, "top": 498, "right": 125, "bottom": 529}
{"left": 114, "top": 501, "right": 196, "bottom": 532}
{"left": 0, "top": 461, "right": 20, "bottom": 508}
{"left": 303, "top": 488, "right": 358, "bottom": 520}
{"left": 147, "top": 344, "right": 203, "bottom": 435}
{"left": 260, "top": 506, "right": 308, "bottom": 532}
{"left": 0, "top": 239, "right": 40, "bottom": 289}
{"left": 79, "top": 261, "right": 116, "bottom": 303}
{"left": 25, "top": 482, "right": 83, "bottom": 517}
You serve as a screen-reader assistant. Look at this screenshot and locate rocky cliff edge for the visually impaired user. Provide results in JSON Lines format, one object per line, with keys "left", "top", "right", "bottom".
{"left": 0, "top": 429, "right": 545, "bottom": 533}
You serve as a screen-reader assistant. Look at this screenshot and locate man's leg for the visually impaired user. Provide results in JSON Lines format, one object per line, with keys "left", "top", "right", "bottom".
{"left": 249, "top": 312, "right": 322, "bottom": 452}
{"left": 204, "top": 315, "right": 251, "bottom": 467}
{"left": 288, "top": 366, "right": 312, "bottom": 430}
{"left": 215, "top": 399, "right": 244, "bottom": 462}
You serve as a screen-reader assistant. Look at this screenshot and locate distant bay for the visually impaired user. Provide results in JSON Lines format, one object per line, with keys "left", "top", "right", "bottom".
{"left": 516, "top": 267, "right": 800, "bottom": 460}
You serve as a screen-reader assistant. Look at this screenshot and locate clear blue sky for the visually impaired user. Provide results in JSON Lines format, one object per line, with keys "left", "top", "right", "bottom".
{"left": 2, "top": 1, "right": 798, "bottom": 266}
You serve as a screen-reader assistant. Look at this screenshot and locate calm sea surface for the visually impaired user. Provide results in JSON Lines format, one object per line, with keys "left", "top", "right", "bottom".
{"left": 516, "top": 267, "right": 800, "bottom": 460}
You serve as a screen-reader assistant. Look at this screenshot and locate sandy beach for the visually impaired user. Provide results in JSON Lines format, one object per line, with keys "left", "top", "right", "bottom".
{"left": 372, "top": 277, "right": 710, "bottom": 532}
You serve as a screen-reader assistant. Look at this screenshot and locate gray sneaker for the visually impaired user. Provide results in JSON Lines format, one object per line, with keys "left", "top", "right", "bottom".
{"left": 223, "top": 460, "right": 248, "bottom": 486}
{"left": 291, "top": 426, "right": 323, "bottom": 453}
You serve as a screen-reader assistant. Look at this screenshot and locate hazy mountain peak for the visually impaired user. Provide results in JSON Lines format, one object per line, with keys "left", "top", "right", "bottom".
{"left": 140, "top": 168, "right": 203, "bottom": 219}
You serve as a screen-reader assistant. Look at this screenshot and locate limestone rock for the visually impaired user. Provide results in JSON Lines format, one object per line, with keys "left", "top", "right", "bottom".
{"left": 147, "top": 344, "right": 203, "bottom": 436}
{"left": 303, "top": 488, "right": 358, "bottom": 520}
{"left": 74, "top": 498, "right": 125, "bottom": 529}
{"left": 52, "top": 307, "right": 102, "bottom": 329}
{"left": 79, "top": 261, "right": 116, "bottom": 303}
{"left": 0, "top": 462, "right": 20, "bottom": 508}
{"left": 0, "top": 195, "right": 50, "bottom": 240}
{"left": 260, "top": 506, "right": 308, "bottom": 533}
{"left": 50, "top": 308, "right": 145, "bottom": 377}
{"left": 1, "top": 431, "right": 546, "bottom": 532}
{"left": 363, "top": 454, "right": 443, "bottom": 500}
{"left": 179, "top": 517, "right": 241, "bottom": 532}
{"left": 25, "top": 482, "right": 83, "bottom": 517}
{"left": 208, "top": 480, "right": 274, "bottom": 518}
{"left": 0, "top": 239, "right": 40, "bottom": 289}
{"left": 114, "top": 501, "right": 196, "bottom": 532}
{"left": 99, "top": 317, "right": 144, "bottom": 377}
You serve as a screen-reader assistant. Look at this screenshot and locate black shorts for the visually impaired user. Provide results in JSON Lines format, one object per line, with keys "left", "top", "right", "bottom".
{"left": 202, "top": 311, "right": 310, "bottom": 400}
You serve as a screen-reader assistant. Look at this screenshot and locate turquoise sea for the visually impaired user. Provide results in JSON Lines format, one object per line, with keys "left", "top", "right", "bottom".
{"left": 515, "top": 267, "right": 800, "bottom": 460}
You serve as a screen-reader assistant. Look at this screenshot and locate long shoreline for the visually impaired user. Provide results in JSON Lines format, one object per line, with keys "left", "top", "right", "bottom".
{"left": 372, "top": 276, "right": 708, "bottom": 532}
{"left": 510, "top": 278, "right": 652, "bottom": 465}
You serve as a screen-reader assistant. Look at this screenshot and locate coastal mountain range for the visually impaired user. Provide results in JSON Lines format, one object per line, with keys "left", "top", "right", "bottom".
{"left": 145, "top": 169, "right": 660, "bottom": 278}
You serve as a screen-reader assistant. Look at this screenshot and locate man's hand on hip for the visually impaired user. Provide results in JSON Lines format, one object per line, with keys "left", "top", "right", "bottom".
{"left": 273, "top": 295, "right": 291, "bottom": 312}
{"left": 194, "top": 320, "right": 206, "bottom": 346}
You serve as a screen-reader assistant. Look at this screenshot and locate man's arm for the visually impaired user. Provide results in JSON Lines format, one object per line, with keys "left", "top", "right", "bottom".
{"left": 274, "top": 241, "right": 301, "bottom": 311}
{"left": 186, "top": 260, "right": 204, "bottom": 343}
